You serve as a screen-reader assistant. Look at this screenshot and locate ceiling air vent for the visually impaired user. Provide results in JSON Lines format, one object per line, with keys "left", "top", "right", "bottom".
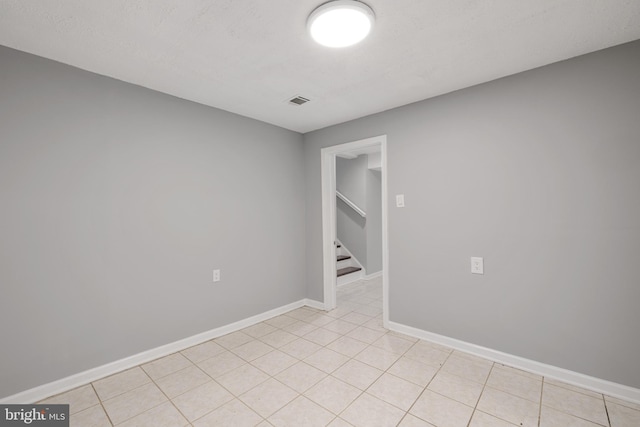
{"left": 288, "top": 95, "right": 310, "bottom": 106}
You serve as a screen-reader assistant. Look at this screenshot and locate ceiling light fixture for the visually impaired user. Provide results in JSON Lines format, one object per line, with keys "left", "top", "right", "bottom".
{"left": 307, "top": 1, "right": 375, "bottom": 48}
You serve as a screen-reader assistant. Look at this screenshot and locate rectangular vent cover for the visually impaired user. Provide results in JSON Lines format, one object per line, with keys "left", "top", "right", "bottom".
{"left": 288, "top": 96, "right": 310, "bottom": 106}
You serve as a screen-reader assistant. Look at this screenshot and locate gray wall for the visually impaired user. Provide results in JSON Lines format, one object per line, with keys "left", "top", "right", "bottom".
{"left": 304, "top": 40, "right": 640, "bottom": 388}
{"left": 0, "top": 46, "right": 306, "bottom": 399}
{"left": 336, "top": 156, "right": 368, "bottom": 267}
{"left": 365, "top": 169, "right": 382, "bottom": 274}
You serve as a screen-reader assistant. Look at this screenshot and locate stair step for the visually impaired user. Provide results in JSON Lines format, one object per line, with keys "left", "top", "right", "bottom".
{"left": 337, "top": 255, "right": 351, "bottom": 262}
{"left": 337, "top": 266, "right": 362, "bottom": 277}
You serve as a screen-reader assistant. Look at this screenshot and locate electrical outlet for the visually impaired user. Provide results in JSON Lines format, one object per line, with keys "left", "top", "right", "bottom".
{"left": 471, "top": 257, "right": 483, "bottom": 275}
{"left": 213, "top": 269, "right": 221, "bottom": 282}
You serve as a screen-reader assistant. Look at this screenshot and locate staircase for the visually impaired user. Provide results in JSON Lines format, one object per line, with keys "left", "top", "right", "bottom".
{"left": 336, "top": 243, "right": 363, "bottom": 286}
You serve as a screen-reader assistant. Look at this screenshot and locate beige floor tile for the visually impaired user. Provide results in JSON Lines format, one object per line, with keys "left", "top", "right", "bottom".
{"left": 362, "top": 316, "right": 389, "bottom": 333}
{"left": 412, "top": 339, "right": 454, "bottom": 354}
{"left": 324, "top": 319, "right": 360, "bottom": 335}
{"left": 304, "top": 348, "right": 350, "bottom": 374}
{"left": 327, "top": 417, "right": 355, "bottom": 427}
{"left": 370, "top": 334, "right": 414, "bottom": 355}
{"left": 102, "top": 383, "right": 167, "bottom": 425}
{"left": 341, "top": 393, "right": 405, "bottom": 427}
{"left": 214, "top": 331, "right": 254, "bottom": 350}
{"left": 274, "top": 362, "right": 327, "bottom": 393}
{"left": 141, "top": 353, "right": 193, "bottom": 380}
{"left": 387, "top": 330, "right": 419, "bottom": 343}
{"left": 307, "top": 313, "right": 337, "bottom": 327}
{"left": 326, "top": 306, "right": 355, "bottom": 319}
{"left": 410, "top": 390, "right": 474, "bottom": 427}
{"left": 281, "top": 320, "right": 318, "bottom": 337}
{"left": 239, "top": 378, "right": 299, "bottom": 418}
{"left": 354, "top": 345, "right": 400, "bottom": 371}
{"left": 477, "top": 387, "right": 539, "bottom": 427}
{"left": 353, "top": 304, "right": 383, "bottom": 317}
{"left": 387, "top": 357, "right": 439, "bottom": 387}
{"left": 608, "top": 401, "right": 640, "bottom": 427}
{"left": 268, "top": 396, "right": 335, "bottom": 427}
{"left": 404, "top": 343, "right": 450, "bottom": 368}
{"left": 40, "top": 383, "right": 100, "bottom": 414}
{"left": 367, "top": 373, "right": 424, "bottom": 411}
{"left": 180, "top": 340, "right": 225, "bottom": 363}
{"left": 69, "top": 404, "right": 111, "bottom": 427}
{"left": 540, "top": 405, "right": 604, "bottom": 427}
{"left": 241, "top": 322, "right": 278, "bottom": 338}
{"left": 251, "top": 349, "right": 297, "bottom": 376}
{"left": 397, "top": 413, "right": 436, "bottom": 426}
{"left": 285, "top": 307, "right": 318, "bottom": 321}
{"left": 428, "top": 371, "right": 484, "bottom": 407}
{"left": 346, "top": 326, "right": 387, "bottom": 344}
{"left": 193, "top": 399, "right": 262, "bottom": 427}
{"left": 216, "top": 364, "right": 270, "bottom": 396}
{"left": 257, "top": 422, "right": 275, "bottom": 427}
{"left": 363, "top": 317, "right": 387, "bottom": 333}
{"left": 92, "top": 368, "right": 150, "bottom": 402}
{"left": 332, "top": 359, "right": 383, "bottom": 390}
{"left": 303, "top": 327, "right": 342, "bottom": 346}
{"left": 232, "top": 339, "right": 274, "bottom": 361}
{"left": 493, "top": 363, "right": 542, "bottom": 381}
{"left": 605, "top": 395, "right": 640, "bottom": 411}
{"left": 542, "top": 383, "right": 608, "bottom": 425}
{"left": 171, "top": 380, "right": 233, "bottom": 422}
{"left": 327, "top": 336, "right": 369, "bottom": 358}
{"left": 450, "top": 351, "right": 492, "bottom": 365}
{"left": 279, "top": 338, "right": 323, "bottom": 360}
{"left": 196, "top": 350, "right": 245, "bottom": 378}
{"left": 259, "top": 330, "right": 298, "bottom": 348}
{"left": 440, "top": 354, "right": 493, "bottom": 384}
{"left": 486, "top": 366, "right": 541, "bottom": 402}
{"left": 264, "top": 314, "right": 298, "bottom": 329}
{"left": 469, "top": 410, "right": 519, "bottom": 427}
{"left": 341, "top": 312, "right": 373, "bottom": 326}
{"left": 155, "top": 365, "right": 210, "bottom": 398}
{"left": 304, "top": 376, "right": 361, "bottom": 414}
{"left": 544, "top": 378, "right": 603, "bottom": 399}
{"left": 117, "top": 401, "right": 188, "bottom": 427}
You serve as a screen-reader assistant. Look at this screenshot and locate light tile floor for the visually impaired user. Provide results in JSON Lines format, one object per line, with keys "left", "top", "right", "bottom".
{"left": 40, "top": 277, "right": 640, "bottom": 426}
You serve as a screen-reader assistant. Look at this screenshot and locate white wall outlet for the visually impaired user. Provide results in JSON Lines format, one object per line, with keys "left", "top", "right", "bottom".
{"left": 396, "top": 194, "right": 405, "bottom": 208}
{"left": 471, "top": 257, "right": 484, "bottom": 275}
{"left": 213, "top": 269, "right": 221, "bottom": 282}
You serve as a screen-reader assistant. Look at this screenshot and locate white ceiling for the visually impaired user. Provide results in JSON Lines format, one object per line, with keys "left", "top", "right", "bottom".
{"left": 1, "top": 1, "right": 639, "bottom": 133}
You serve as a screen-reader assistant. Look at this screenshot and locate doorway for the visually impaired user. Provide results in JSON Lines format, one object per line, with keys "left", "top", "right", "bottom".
{"left": 320, "top": 135, "right": 389, "bottom": 327}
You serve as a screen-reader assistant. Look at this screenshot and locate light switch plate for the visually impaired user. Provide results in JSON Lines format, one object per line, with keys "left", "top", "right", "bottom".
{"left": 471, "top": 257, "right": 484, "bottom": 275}
{"left": 396, "top": 194, "right": 405, "bottom": 208}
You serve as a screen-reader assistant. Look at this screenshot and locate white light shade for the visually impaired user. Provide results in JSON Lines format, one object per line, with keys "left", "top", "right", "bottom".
{"left": 308, "top": 1, "right": 375, "bottom": 48}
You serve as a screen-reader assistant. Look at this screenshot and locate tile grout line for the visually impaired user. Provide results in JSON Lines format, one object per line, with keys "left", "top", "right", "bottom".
{"left": 602, "top": 393, "right": 612, "bottom": 427}
{"left": 465, "top": 361, "right": 496, "bottom": 427}
{"left": 89, "top": 382, "right": 115, "bottom": 427}
{"left": 538, "top": 377, "right": 544, "bottom": 427}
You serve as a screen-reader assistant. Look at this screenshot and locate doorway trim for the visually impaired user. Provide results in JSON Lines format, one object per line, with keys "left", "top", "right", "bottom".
{"left": 320, "top": 134, "right": 389, "bottom": 326}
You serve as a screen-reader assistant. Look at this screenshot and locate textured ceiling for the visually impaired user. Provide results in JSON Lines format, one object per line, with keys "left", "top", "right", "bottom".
{"left": 1, "top": 0, "right": 639, "bottom": 133}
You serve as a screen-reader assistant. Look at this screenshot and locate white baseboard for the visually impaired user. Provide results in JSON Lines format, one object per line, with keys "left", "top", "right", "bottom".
{"left": 363, "top": 271, "right": 382, "bottom": 280}
{"left": 388, "top": 321, "right": 640, "bottom": 405}
{"left": 303, "top": 298, "right": 325, "bottom": 311}
{"left": 1, "top": 299, "right": 309, "bottom": 404}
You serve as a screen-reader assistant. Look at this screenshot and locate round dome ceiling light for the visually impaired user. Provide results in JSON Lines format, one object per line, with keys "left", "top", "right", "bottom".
{"left": 307, "top": 1, "right": 375, "bottom": 48}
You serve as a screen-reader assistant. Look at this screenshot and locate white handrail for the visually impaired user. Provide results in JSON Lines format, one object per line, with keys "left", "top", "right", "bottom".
{"left": 336, "top": 191, "right": 366, "bottom": 217}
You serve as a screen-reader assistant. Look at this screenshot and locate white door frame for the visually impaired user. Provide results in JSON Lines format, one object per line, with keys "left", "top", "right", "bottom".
{"left": 321, "top": 135, "right": 389, "bottom": 327}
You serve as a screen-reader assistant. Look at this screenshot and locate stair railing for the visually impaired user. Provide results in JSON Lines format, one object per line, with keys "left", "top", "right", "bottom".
{"left": 336, "top": 190, "right": 366, "bottom": 217}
